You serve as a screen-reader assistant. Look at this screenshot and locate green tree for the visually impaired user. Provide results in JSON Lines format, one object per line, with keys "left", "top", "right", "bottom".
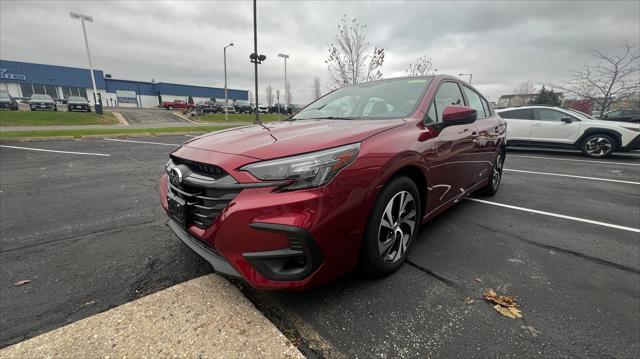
{"left": 531, "top": 86, "right": 561, "bottom": 106}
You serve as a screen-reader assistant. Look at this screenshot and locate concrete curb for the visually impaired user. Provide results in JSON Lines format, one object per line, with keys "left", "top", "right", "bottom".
{"left": 0, "top": 274, "right": 303, "bottom": 359}
{"left": 0, "top": 136, "right": 75, "bottom": 143}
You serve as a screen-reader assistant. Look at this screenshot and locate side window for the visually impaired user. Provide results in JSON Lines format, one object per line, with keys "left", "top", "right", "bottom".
{"left": 481, "top": 98, "right": 491, "bottom": 117}
{"left": 461, "top": 86, "right": 486, "bottom": 118}
{"left": 535, "top": 109, "right": 573, "bottom": 122}
{"left": 499, "top": 109, "right": 534, "bottom": 120}
{"left": 433, "top": 82, "right": 464, "bottom": 122}
{"left": 426, "top": 101, "right": 438, "bottom": 123}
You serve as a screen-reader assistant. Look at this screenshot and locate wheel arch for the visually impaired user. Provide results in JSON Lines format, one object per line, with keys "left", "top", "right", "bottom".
{"left": 576, "top": 128, "right": 622, "bottom": 148}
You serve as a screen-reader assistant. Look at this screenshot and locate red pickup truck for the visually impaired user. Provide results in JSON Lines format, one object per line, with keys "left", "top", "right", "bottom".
{"left": 162, "top": 100, "right": 193, "bottom": 110}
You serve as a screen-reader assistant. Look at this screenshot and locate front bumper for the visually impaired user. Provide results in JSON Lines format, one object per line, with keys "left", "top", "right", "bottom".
{"left": 0, "top": 102, "right": 14, "bottom": 109}
{"left": 68, "top": 104, "right": 90, "bottom": 111}
{"left": 160, "top": 154, "right": 368, "bottom": 290}
{"left": 30, "top": 103, "right": 55, "bottom": 110}
{"left": 620, "top": 134, "right": 640, "bottom": 151}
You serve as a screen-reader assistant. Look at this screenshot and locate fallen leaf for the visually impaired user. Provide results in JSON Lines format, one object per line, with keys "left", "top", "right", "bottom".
{"left": 521, "top": 325, "right": 541, "bottom": 337}
{"left": 14, "top": 280, "right": 31, "bottom": 286}
{"left": 493, "top": 304, "right": 522, "bottom": 319}
{"left": 464, "top": 297, "right": 474, "bottom": 304}
{"left": 474, "top": 278, "right": 483, "bottom": 282}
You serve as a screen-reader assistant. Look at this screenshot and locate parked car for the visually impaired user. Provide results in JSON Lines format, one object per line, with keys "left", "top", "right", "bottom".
{"left": 257, "top": 105, "right": 268, "bottom": 114}
{"left": 600, "top": 109, "right": 640, "bottom": 123}
{"left": 221, "top": 105, "right": 236, "bottom": 114}
{"left": 195, "top": 101, "right": 222, "bottom": 114}
{"left": 0, "top": 91, "right": 19, "bottom": 110}
{"left": 67, "top": 96, "right": 91, "bottom": 112}
{"left": 235, "top": 103, "right": 254, "bottom": 114}
{"left": 29, "top": 94, "right": 57, "bottom": 111}
{"left": 160, "top": 75, "right": 506, "bottom": 290}
{"left": 268, "top": 104, "right": 291, "bottom": 114}
{"left": 497, "top": 105, "right": 640, "bottom": 158}
{"left": 163, "top": 99, "right": 192, "bottom": 110}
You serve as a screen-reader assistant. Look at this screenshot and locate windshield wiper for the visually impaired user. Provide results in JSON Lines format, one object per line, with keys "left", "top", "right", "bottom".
{"left": 304, "top": 116, "right": 357, "bottom": 120}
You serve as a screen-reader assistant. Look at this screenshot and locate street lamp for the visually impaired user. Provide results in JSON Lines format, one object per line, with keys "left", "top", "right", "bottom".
{"left": 223, "top": 42, "right": 234, "bottom": 121}
{"left": 70, "top": 12, "right": 102, "bottom": 114}
{"left": 278, "top": 53, "right": 289, "bottom": 112}
{"left": 250, "top": 0, "right": 266, "bottom": 125}
{"left": 458, "top": 73, "right": 473, "bottom": 84}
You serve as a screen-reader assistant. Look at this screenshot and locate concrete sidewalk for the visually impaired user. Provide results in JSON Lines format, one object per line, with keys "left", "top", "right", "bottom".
{"left": 0, "top": 275, "right": 302, "bottom": 359}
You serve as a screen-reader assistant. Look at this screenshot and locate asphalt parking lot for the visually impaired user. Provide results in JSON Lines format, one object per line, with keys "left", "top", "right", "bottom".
{"left": 0, "top": 136, "right": 638, "bottom": 357}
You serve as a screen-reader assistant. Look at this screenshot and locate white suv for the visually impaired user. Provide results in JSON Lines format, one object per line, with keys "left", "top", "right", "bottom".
{"left": 497, "top": 106, "right": 640, "bottom": 158}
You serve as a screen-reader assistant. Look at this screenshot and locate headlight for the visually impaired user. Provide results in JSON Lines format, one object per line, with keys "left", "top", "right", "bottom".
{"left": 240, "top": 143, "right": 361, "bottom": 190}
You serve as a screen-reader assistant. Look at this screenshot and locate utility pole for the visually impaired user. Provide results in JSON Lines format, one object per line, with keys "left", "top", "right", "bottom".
{"left": 278, "top": 53, "right": 289, "bottom": 112}
{"left": 223, "top": 42, "right": 234, "bottom": 121}
{"left": 70, "top": 12, "right": 102, "bottom": 114}
{"left": 249, "top": 0, "right": 266, "bottom": 125}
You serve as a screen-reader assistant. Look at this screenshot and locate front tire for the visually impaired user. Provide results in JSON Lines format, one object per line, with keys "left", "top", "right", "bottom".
{"left": 580, "top": 134, "right": 616, "bottom": 158}
{"left": 361, "top": 176, "right": 421, "bottom": 277}
{"left": 479, "top": 150, "right": 504, "bottom": 196}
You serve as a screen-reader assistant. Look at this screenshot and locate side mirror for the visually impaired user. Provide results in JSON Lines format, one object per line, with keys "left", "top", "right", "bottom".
{"left": 560, "top": 117, "right": 574, "bottom": 123}
{"left": 441, "top": 106, "right": 477, "bottom": 126}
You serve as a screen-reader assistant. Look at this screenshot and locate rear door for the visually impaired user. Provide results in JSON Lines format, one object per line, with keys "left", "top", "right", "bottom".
{"left": 461, "top": 85, "right": 499, "bottom": 182}
{"left": 499, "top": 108, "right": 534, "bottom": 142}
{"left": 531, "top": 108, "right": 581, "bottom": 144}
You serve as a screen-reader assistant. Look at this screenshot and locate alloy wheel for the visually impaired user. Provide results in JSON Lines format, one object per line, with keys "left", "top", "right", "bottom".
{"left": 585, "top": 137, "right": 612, "bottom": 156}
{"left": 378, "top": 191, "right": 416, "bottom": 263}
{"left": 492, "top": 153, "right": 503, "bottom": 189}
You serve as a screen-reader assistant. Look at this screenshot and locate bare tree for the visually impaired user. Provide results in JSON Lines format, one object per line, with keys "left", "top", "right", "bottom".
{"left": 553, "top": 42, "right": 639, "bottom": 118}
{"left": 285, "top": 81, "right": 292, "bottom": 105}
{"left": 325, "top": 15, "right": 385, "bottom": 88}
{"left": 312, "top": 78, "right": 322, "bottom": 99}
{"left": 265, "top": 85, "right": 274, "bottom": 106}
{"left": 406, "top": 55, "right": 436, "bottom": 76}
{"left": 511, "top": 81, "right": 537, "bottom": 106}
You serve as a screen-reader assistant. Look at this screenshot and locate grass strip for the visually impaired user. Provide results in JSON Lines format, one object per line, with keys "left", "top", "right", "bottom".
{"left": 0, "top": 110, "right": 119, "bottom": 126}
{"left": 0, "top": 125, "right": 240, "bottom": 139}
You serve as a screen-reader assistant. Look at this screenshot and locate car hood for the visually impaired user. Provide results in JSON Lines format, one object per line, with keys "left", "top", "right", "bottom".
{"left": 183, "top": 119, "right": 406, "bottom": 160}
{"left": 31, "top": 100, "right": 54, "bottom": 104}
{"left": 68, "top": 101, "right": 89, "bottom": 105}
{"left": 0, "top": 99, "right": 12, "bottom": 103}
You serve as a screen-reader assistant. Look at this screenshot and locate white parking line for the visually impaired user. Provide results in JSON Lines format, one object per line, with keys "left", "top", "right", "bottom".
{"left": 503, "top": 168, "right": 640, "bottom": 185}
{"left": 0, "top": 145, "right": 111, "bottom": 157}
{"left": 467, "top": 198, "right": 640, "bottom": 233}
{"left": 103, "top": 138, "right": 180, "bottom": 147}
{"left": 509, "top": 155, "right": 640, "bottom": 167}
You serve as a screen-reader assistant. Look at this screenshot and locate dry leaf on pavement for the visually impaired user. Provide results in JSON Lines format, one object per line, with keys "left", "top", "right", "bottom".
{"left": 484, "top": 288, "right": 523, "bottom": 319}
{"left": 464, "top": 297, "right": 474, "bottom": 304}
{"left": 14, "top": 280, "right": 31, "bottom": 286}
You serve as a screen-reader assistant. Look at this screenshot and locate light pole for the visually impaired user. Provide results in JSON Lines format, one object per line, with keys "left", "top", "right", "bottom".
{"left": 458, "top": 73, "right": 473, "bottom": 84}
{"left": 70, "top": 12, "right": 102, "bottom": 114}
{"left": 249, "top": 0, "right": 266, "bottom": 125}
{"left": 223, "top": 42, "right": 234, "bottom": 121}
{"left": 278, "top": 53, "right": 289, "bottom": 112}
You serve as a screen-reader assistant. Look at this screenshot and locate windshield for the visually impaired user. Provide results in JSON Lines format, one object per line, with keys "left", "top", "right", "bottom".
{"left": 0, "top": 92, "right": 10, "bottom": 100}
{"left": 68, "top": 96, "right": 87, "bottom": 102}
{"left": 31, "top": 94, "right": 52, "bottom": 101}
{"left": 293, "top": 77, "right": 433, "bottom": 120}
{"left": 564, "top": 108, "right": 594, "bottom": 120}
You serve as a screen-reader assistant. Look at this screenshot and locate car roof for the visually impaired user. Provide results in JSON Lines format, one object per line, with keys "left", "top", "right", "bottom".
{"left": 496, "top": 105, "right": 566, "bottom": 112}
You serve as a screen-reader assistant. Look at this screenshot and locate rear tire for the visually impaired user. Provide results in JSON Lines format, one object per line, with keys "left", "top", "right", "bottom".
{"left": 361, "top": 176, "right": 421, "bottom": 277}
{"left": 479, "top": 150, "right": 504, "bottom": 196}
{"left": 580, "top": 133, "right": 616, "bottom": 158}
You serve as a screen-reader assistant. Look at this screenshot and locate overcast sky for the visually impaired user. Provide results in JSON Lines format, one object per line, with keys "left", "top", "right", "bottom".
{"left": 1, "top": 0, "right": 638, "bottom": 103}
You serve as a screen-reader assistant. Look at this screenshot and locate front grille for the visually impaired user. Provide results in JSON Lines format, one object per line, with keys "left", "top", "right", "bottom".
{"left": 171, "top": 155, "right": 226, "bottom": 179}
{"left": 167, "top": 160, "right": 240, "bottom": 229}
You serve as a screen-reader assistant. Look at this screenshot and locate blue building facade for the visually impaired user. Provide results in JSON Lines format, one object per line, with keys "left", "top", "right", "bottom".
{"left": 0, "top": 59, "right": 248, "bottom": 107}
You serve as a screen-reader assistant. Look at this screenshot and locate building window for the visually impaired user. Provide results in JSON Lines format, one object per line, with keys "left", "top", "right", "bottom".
{"left": 44, "top": 85, "right": 58, "bottom": 99}
{"left": 20, "top": 84, "right": 34, "bottom": 98}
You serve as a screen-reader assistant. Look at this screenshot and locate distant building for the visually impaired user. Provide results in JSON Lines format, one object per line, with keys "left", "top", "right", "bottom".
{"left": 0, "top": 59, "right": 248, "bottom": 108}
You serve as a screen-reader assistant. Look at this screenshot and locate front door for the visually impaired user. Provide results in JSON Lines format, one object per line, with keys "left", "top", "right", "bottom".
{"left": 531, "top": 108, "right": 581, "bottom": 144}
{"left": 424, "top": 81, "right": 478, "bottom": 208}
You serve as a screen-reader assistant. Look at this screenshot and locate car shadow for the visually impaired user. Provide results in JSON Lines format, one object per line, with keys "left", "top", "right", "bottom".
{"left": 507, "top": 146, "right": 640, "bottom": 160}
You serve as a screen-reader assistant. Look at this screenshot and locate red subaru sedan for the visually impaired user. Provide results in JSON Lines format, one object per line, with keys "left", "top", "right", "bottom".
{"left": 160, "top": 75, "right": 506, "bottom": 290}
